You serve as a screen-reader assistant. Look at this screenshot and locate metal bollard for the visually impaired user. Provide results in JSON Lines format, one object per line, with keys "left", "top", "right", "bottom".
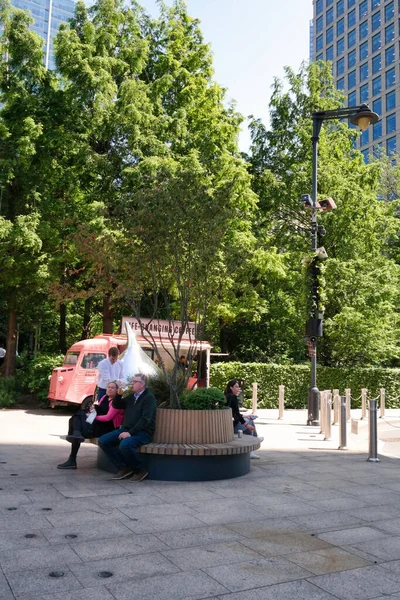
{"left": 338, "top": 395, "right": 348, "bottom": 450}
{"left": 333, "top": 389, "right": 339, "bottom": 424}
{"left": 380, "top": 388, "right": 385, "bottom": 419}
{"left": 252, "top": 383, "right": 258, "bottom": 415}
{"left": 346, "top": 388, "right": 351, "bottom": 421}
{"left": 278, "top": 385, "right": 285, "bottom": 420}
{"left": 367, "top": 399, "right": 380, "bottom": 462}
{"left": 361, "top": 388, "right": 367, "bottom": 420}
{"left": 324, "top": 392, "right": 332, "bottom": 441}
{"left": 320, "top": 391, "right": 326, "bottom": 435}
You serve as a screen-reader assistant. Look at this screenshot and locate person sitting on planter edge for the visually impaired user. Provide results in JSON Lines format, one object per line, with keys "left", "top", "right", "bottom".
{"left": 57, "top": 381, "right": 125, "bottom": 470}
{"left": 98, "top": 372, "right": 157, "bottom": 482}
{"left": 224, "top": 378, "right": 263, "bottom": 459}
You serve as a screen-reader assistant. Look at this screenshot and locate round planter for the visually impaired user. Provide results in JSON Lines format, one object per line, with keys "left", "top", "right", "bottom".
{"left": 152, "top": 407, "right": 234, "bottom": 444}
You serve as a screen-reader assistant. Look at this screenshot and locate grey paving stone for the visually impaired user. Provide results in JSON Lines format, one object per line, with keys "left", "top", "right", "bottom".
{"left": 0, "top": 529, "right": 51, "bottom": 552}
{"left": 71, "top": 533, "right": 170, "bottom": 561}
{"left": 68, "top": 552, "right": 180, "bottom": 587}
{"left": 0, "top": 491, "right": 32, "bottom": 507}
{"left": 107, "top": 569, "right": 228, "bottom": 600}
{"left": 155, "top": 525, "right": 240, "bottom": 549}
{"left": 362, "top": 515, "right": 400, "bottom": 532}
{"left": 378, "top": 558, "right": 400, "bottom": 576}
{"left": 306, "top": 497, "right": 370, "bottom": 511}
{"left": 289, "top": 510, "right": 365, "bottom": 532}
{"left": 148, "top": 487, "right": 225, "bottom": 503}
{"left": 308, "top": 565, "right": 400, "bottom": 599}
{"left": 161, "top": 541, "right": 261, "bottom": 569}
{"left": 226, "top": 517, "right": 308, "bottom": 538}
{"left": 0, "top": 543, "right": 82, "bottom": 573}
{"left": 349, "top": 505, "right": 400, "bottom": 522}
{"left": 0, "top": 571, "right": 14, "bottom": 600}
{"left": 351, "top": 535, "right": 400, "bottom": 561}
{"left": 0, "top": 513, "right": 52, "bottom": 531}
{"left": 189, "top": 506, "right": 267, "bottom": 526}
{"left": 185, "top": 497, "right": 259, "bottom": 513}
{"left": 239, "top": 531, "right": 330, "bottom": 557}
{"left": 203, "top": 556, "right": 313, "bottom": 592}
{"left": 42, "top": 518, "right": 132, "bottom": 544}
{"left": 43, "top": 508, "right": 128, "bottom": 527}
{"left": 214, "top": 579, "right": 342, "bottom": 599}
{"left": 259, "top": 502, "right": 319, "bottom": 519}
{"left": 51, "top": 482, "right": 126, "bottom": 498}
{"left": 6, "top": 565, "right": 83, "bottom": 599}
{"left": 285, "top": 546, "right": 371, "bottom": 574}
{"left": 24, "top": 586, "right": 115, "bottom": 600}
{"left": 22, "top": 497, "right": 98, "bottom": 515}
{"left": 316, "top": 526, "right": 392, "bottom": 546}
{"left": 118, "top": 501, "right": 195, "bottom": 519}
{"left": 91, "top": 492, "right": 167, "bottom": 509}
{"left": 123, "top": 512, "right": 204, "bottom": 534}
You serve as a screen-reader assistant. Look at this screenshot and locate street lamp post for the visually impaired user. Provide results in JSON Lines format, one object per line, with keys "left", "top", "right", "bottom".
{"left": 306, "top": 104, "right": 379, "bottom": 427}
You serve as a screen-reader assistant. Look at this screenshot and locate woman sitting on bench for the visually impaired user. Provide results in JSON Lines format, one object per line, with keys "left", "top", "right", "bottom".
{"left": 57, "top": 381, "right": 124, "bottom": 470}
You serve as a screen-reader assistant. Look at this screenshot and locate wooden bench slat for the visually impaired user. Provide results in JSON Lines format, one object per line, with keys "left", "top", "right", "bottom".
{"left": 91, "top": 434, "right": 261, "bottom": 457}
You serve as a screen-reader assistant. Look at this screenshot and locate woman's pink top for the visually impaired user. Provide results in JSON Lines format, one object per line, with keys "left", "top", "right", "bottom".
{"left": 95, "top": 396, "right": 124, "bottom": 428}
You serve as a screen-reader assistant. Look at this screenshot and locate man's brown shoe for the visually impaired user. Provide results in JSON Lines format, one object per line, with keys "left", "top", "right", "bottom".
{"left": 111, "top": 467, "right": 134, "bottom": 480}
{"left": 130, "top": 469, "right": 149, "bottom": 482}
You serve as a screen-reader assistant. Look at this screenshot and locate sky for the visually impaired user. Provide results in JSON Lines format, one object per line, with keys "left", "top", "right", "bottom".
{"left": 139, "top": 0, "right": 313, "bottom": 151}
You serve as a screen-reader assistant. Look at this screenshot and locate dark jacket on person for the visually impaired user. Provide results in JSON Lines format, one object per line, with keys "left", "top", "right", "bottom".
{"left": 113, "top": 388, "right": 157, "bottom": 438}
{"left": 226, "top": 393, "right": 246, "bottom": 427}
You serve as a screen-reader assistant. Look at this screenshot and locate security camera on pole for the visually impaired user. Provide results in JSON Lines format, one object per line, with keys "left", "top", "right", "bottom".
{"left": 304, "top": 104, "right": 379, "bottom": 427}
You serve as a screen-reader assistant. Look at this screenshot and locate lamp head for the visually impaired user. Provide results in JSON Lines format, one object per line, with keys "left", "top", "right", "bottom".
{"left": 350, "top": 104, "right": 379, "bottom": 131}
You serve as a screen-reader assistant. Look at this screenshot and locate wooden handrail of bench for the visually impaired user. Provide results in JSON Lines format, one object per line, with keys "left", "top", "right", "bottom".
{"left": 88, "top": 435, "right": 261, "bottom": 457}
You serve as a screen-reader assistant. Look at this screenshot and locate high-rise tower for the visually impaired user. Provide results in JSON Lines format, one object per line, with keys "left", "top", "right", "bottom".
{"left": 312, "top": 0, "right": 399, "bottom": 160}
{"left": 12, "top": 0, "right": 75, "bottom": 69}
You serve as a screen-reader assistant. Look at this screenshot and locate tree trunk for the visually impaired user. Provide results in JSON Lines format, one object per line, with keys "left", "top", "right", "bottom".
{"left": 4, "top": 309, "right": 17, "bottom": 376}
{"left": 219, "top": 320, "right": 229, "bottom": 354}
{"left": 81, "top": 297, "right": 92, "bottom": 339}
{"left": 59, "top": 304, "right": 67, "bottom": 354}
{"left": 103, "top": 296, "right": 113, "bottom": 333}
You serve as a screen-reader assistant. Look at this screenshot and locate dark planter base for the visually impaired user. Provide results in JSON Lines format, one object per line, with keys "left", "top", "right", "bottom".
{"left": 97, "top": 447, "right": 250, "bottom": 481}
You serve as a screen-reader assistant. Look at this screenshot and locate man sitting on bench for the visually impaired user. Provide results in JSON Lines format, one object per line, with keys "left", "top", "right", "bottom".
{"left": 98, "top": 373, "right": 157, "bottom": 482}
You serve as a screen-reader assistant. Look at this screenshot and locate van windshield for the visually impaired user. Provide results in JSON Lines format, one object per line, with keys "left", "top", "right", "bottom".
{"left": 81, "top": 353, "right": 106, "bottom": 369}
{"left": 64, "top": 352, "right": 80, "bottom": 365}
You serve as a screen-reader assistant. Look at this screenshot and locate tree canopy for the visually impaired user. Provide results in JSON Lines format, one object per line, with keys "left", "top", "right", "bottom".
{"left": 0, "top": 0, "right": 399, "bottom": 384}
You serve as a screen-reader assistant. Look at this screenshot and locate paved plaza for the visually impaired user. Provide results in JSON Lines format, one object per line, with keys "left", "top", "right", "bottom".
{"left": 1, "top": 407, "right": 400, "bottom": 599}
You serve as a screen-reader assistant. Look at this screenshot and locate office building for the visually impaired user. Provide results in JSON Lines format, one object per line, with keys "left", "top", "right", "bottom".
{"left": 312, "top": 0, "right": 399, "bottom": 161}
{"left": 11, "top": 0, "right": 75, "bottom": 69}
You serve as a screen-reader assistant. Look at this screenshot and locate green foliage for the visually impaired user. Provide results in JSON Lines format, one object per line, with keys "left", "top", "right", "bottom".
{"left": 182, "top": 386, "right": 226, "bottom": 410}
{"left": 210, "top": 362, "right": 400, "bottom": 409}
{"left": 147, "top": 371, "right": 186, "bottom": 409}
{"left": 0, "top": 376, "right": 19, "bottom": 407}
{"left": 21, "top": 353, "right": 64, "bottom": 401}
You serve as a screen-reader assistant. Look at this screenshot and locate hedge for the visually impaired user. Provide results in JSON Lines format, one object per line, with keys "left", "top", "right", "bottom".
{"left": 210, "top": 362, "right": 400, "bottom": 409}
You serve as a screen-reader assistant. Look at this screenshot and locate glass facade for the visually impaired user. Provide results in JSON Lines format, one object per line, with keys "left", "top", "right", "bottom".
{"left": 11, "top": 0, "right": 75, "bottom": 69}
{"left": 312, "top": 0, "right": 400, "bottom": 160}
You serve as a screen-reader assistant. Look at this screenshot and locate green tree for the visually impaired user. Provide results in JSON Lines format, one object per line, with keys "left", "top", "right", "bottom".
{"left": 245, "top": 61, "right": 400, "bottom": 366}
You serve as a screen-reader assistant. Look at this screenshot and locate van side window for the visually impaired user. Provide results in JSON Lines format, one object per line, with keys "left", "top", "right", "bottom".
{"left": 81, "top": 353, "right": 106, "bottom": 369}
{"left": 64, "top": 352, "right": 80, "bottom": 365}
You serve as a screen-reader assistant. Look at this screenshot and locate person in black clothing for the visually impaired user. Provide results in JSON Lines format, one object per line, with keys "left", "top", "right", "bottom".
{"left": 98, "top": 373, "right": 157, "bottom": 482}
{"left": 224, "top": 379, "right": 262, "bottom": 459}
{"left": 57, "top": 381, "right": 124, "bottom": 470}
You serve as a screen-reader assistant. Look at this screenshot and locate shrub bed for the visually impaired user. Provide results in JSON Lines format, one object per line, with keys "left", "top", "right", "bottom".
{"left": 210, "top": 362, "right": 400, "bottom": 409}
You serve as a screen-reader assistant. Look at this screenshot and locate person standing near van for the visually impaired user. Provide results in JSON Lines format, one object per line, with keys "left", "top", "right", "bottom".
{"left": 96, "top": 347, "right": 123, "bottom": 401}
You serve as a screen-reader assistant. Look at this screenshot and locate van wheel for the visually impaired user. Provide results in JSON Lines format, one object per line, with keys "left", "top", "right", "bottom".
{"left": 81, "top": 396, "right": 94, "bottom": 411}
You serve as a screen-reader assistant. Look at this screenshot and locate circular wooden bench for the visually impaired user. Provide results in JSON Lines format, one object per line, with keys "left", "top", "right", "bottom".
{"left": 92, "top": 435, "right": 261, "bottom": 481}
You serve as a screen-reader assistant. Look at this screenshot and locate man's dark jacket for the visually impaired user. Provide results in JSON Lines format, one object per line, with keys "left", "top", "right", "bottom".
{"left": 113, "top": 388, "right": 157, "bottom": 438}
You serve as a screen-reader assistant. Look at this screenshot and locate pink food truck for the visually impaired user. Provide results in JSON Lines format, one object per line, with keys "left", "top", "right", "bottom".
{"left": 48, "top": 317, "right": 210, "bottom": 408}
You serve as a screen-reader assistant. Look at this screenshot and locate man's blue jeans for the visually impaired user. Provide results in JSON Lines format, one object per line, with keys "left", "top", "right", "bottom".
{"left": 98, "top": 428, "right": 151, "bottom": 472}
